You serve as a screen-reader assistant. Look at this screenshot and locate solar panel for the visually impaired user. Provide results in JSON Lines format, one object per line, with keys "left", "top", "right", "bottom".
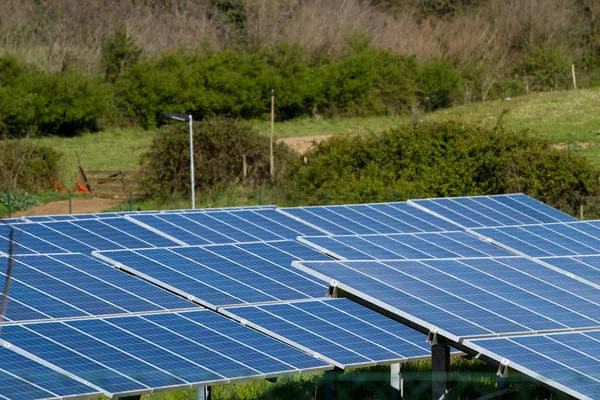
{"left": 127, "top": 209, "right": 327, "bottom": 246}
{"left": 298, "top": 232, "right": 513, "bottom": 260}
{"left": 0, "top": 223, "right": 68, "bottom": 255}
{"left": 6, "top": 218, "right": 183, "bottom": 254}
{"left": 280, "top": 202, "right": 458, "bottom": 235}
{"left": 0, "top": 310, "right": 331, "bottom": 398}
{"left": 293, "top": 257, "right": 600, "bottom": 343}
{"left": 95, "top": 240, "right": 330, "bottom": 309}
{"left": 471, "top": 221, "right": 600, "bottom": 257}
{"left": 0, "top": 346, "right": 101, "bottom": 400}
{"left": 538, "top": 255, "right": 600, "bottom": 289}
{"left": 24, "top": 212, "right": 146, "bottom": 222}
{"left": 466, "top": 330, "right": 600, "bottom": 400}
{"left": 409, "top": 194, "right": 576, "bottom": 229}
{"left": 0, "top": 253, "right": 195, "bottom": 323}
{"left": 0, "top": 218, "right": 25, "bottom": 224}
{"left": 161, "top": 205, "right": 278, "bottom": 213}
{"left": 222, "top": 298, "right": 434, "bottom": 369}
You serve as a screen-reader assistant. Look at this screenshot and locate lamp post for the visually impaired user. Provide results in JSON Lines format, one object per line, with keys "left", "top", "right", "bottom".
{"left": 165, "top": 112, "right": 195, "bottom": 209}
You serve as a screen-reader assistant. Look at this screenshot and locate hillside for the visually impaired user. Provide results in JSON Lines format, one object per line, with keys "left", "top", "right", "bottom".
{"left": 36, "top": 88, "right": 600, "bottom": 183}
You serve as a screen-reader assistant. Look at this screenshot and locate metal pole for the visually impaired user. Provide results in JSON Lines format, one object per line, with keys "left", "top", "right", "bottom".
{"left": 69, "top": 192, "right": 72, "bottom": 214}
{"left": 324, "top": 187, "right": 327, "bottom": 206}
{"left": 189, "top": 114, "right": 195, "bottom": 209}
{"left": 392, "top": 189, "right": 396, "bottom": 202}
{"left": 258, "top": 187, "right": 262, "bottom": 206}
{"left": 270, "top": 89, "right": 275, "bottom": 181}
{"left": 7, "top": 191, "right": 10, "bottom": 218}
{"left": 129, "top": 191, "right": 133, "bottom": 211}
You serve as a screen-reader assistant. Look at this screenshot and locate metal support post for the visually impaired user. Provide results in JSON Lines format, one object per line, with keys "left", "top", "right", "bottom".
{"left": 198, "top": 386, "right": 211, "bottom": 400}
{"left": 325, "top": 368, "right": 340, "bottom": 400}
{"left": 69, "top": 192, "right": 72, "bottom": 214}
{"left": 189, "top": 114, "right": 195, "bottom": 209}
{"left": 390, "top": 363, "right": 404, "bottom": 400}
{"left": 432, "top": 339, "right": 450, "bottom": 400}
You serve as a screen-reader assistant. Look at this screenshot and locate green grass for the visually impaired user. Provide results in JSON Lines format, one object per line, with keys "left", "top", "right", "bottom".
{"left": 34, "top": 127, "right": 151, "bottom": 184}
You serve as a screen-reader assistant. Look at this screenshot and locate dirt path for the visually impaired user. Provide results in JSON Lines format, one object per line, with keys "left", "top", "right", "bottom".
{"left": 280, "top": 135, "right": 331, "bottom": 153}
{"left": 14, "top": 197, "right": 124, "bottom": 217}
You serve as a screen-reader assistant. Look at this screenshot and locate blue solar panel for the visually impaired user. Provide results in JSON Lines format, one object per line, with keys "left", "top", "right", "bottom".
{"left": 539, "top": 255, "right": 600, "bottom": 288}
{"left": 0, "top": 253, "right": 194, "bottom": 322}
{"left": 467, "top": 330, "right": 600, "bottom": 400}
{"left": 298, "top": 232, "right": 513, "bottom": 260}
{"left": 96, "top": 240, "right": 329, "bottom": 309}
{"left": 222, "top": 298, "right": 432, "bottom": 368}
{"left": 0, "top": 310, "right": 331, "bottom": 398}
{"left": 0, "top": 346, "right": 100, "bottom": 400}
{"left": 281, "top": 202, "right": 458, "bottom": 235}
{"left": 294, "top": 257, "right": 600, "bottom": 342}
{"left": 0, "top": 218, "right": 25, "bottom": 224}
{"left": 472, "top": 221, "right": 600, "bottom": 257}
{"left": 409, "top": 194, "right": 576, "bottom": 229}
{"left": 0, "top": 224, "right": 67, "bottom": 254}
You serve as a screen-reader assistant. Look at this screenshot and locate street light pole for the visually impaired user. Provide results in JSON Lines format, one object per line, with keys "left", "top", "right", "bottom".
{"left": 188, "top": 114, "right": 195, "bottom": 209}
{"left": 165, "top": 112, "right": 195, "bottom": 209}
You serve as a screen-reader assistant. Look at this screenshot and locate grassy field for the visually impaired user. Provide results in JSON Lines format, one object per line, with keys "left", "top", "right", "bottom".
{"left": 32, "top": 88, "right": 600, "bottom": 186}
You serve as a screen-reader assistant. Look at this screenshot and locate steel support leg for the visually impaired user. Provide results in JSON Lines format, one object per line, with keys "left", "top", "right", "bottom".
{"left": 325, "top": 368, "right": 340, "bottom": 400}
{"left": 390, "top": 363, "right": 404, "bottom": 400}
{"left": 432, "top": 341, "right": 450, "bottom": 400}
{"left": 198, "top": 386, "right": 211, "bottom": 400}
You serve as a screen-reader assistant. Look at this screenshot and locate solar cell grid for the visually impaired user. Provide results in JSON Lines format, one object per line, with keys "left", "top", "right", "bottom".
{"left": 298, "top": 232, "right": 513, "bottom": 261}
{"left": 222, "top": 298, "right": 434, "bottom": 369}
{"left": 0, "top": 310, "right": 331, "bottom": 398}
{"left": 467, "top": 330, "right": 600, "bottom": 400}
{"left": 471, "top": 221, "right": 600, "bottom": 257}
{"left": 0, "top": 346, "right": 100, "bottom": 400}
{"left": 0, "top": 253, "right": 194, "bottom": 323}
{"left": 293, "top": 257, "right": 600, "bottom": 342}
{"left": 95, "top": 240, "right": 329, "bottom": 309}
{"left": 409, "top": 194, "right": 576, "bottom": 228}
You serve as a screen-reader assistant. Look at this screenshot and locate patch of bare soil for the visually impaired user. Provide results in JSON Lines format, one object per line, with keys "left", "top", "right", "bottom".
{"left": 15, "top": 197, "right": 124, "bottom": 217}
{"left": 280, "top": 135, "right": 331, "bottom": 154}
{"left": 552, "top": 141, "right": 593, "bottom": 150}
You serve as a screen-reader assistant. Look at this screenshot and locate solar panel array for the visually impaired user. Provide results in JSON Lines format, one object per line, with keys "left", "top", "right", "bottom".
{"left": 471, "top": 221, "right": 600, "bottom": 257}
{"left": 0, "top": 310, "right": 331, "bottom": 398}
{"left": 2, "top": 194, "right": 600, "bottom": 400}
{"left": 294, "top": 258, "right": 600, "bottom": 342}
{"left": 280, "top": 202, "right": 459, "bottom": 235}
{"left": 467, "top": 330, "right": 600, "bottom": 400}
{"left": 298, "top": 232, "right": 513, "bottom": 260}
{"left": 222, "top": 298, "right": 435, "bottom": 369}
{"left": 0, "top": 346, "right": 100, "bottom": 400}
{"left": 409, "top": 194, "right": 576, "bottom": 228}
{"left": 95, "top": 240, "right": 330, "bottom": 309}
{"left": 0, "top": 253, "right": 194, "bottom": 323}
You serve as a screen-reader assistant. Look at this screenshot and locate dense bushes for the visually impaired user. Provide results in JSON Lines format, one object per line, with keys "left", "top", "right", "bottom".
{"left": 0, "top": 56, "right": 113, "bottom": 138}
{"left": 284, "top": 123, "right": 600, "bottom": 214}
{"left": 139, "top": 117, "right": 296, "bottom": 197}
{"left": 0, "top": 139, "right": 63, "bottom": 192}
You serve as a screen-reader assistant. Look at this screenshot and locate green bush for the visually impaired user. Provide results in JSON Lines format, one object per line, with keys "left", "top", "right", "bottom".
{"left": 285, "top": 122, "right": 600, "bottom": 215}
{"left": 418, "top": 58, "right": 463, "bottom": 110}
{"left": 0, "top": 139, "right": 63, "bottom": 192}
{"left": 139, "top": 117, "right": 297, "bottom": 197}
{"left": 0, "top": 56, "right": 113, "bottom": 137}
{"left": 522, "top": 45, "right": 572, "bottom": 91}
{"left": 316, "top": 46, "right": 419, "bottom": 116}
{"left": 0, "top": 191, "right": 40, "bottom": 211}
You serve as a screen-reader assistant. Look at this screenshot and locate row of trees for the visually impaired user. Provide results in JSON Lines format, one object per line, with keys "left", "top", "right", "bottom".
{"left": 0, "top": 33, "right": 577, "bottom": 137}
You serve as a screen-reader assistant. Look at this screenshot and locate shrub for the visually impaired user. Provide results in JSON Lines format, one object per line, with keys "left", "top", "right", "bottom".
{"left": 101, "top": 24, "right": 143, "bottom": 82}
{"left": 0, "top": 56, "right": 113, "bottom": 137}
{"left": 418, "top": 58, "right": 463, "bottom": 110}
{"left": 522, "top": 45, "right": 572, "bottom": 91}
{"left": 139, "top": 117, "right": 297, "bottom": 197}
{"left": 0, "top": 139, "right": 63, "bottom": 192}
{"left": 316, "top": 46, "right": 419, "bottom": 116}
{"left": 285, "top": 122, "right": 600, "bottom": 215}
